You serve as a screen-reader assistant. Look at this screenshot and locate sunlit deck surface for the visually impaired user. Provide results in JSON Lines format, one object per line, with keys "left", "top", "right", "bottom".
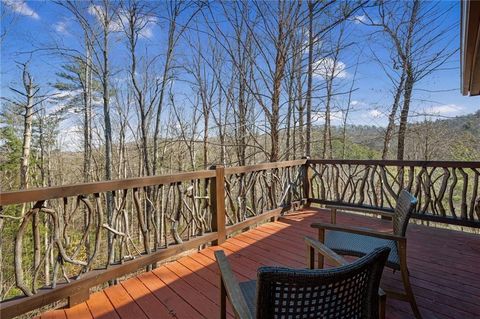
{"left": 39, "top": 208, "right": 480, "bottom": 319}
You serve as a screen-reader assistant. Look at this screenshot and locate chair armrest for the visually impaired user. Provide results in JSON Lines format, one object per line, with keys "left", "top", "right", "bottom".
{"left": 304, "top": 236, "right": 348, "bottom": 267}
{"left": 214, "top": 250, "right": 253, "bottom": 319}
{"left": 325, "top": 204, "right": 394, "bottom": 218}
{"left": 310, "top": 222, "right": 405, "bottom": 242}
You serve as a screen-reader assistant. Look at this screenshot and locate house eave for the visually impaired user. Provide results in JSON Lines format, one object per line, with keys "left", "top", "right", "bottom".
{"left": 461, "top": 0, "right": 480, "bottom": 96}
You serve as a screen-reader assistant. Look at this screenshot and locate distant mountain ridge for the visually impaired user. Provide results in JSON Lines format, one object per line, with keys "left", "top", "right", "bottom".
{"left": 324, "top": 111, "right": 480, "bottom": 161}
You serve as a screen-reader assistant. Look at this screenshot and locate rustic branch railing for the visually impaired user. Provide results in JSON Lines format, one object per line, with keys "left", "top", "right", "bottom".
{"left": 0, "top": 160, "right": 307, "bottom": 318}
{"left": 223, "top": 159, "right": 307, "bottom": 225}
{"left": 307, "top": 160, "right": 480, "bottom": 227}
{"left": 1, "top": 159, "right": 478, "bottom": 318}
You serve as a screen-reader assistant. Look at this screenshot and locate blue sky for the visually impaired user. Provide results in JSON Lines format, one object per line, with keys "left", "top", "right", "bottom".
{"left": 1, "top": 0, "right": 479, "bottom": 136}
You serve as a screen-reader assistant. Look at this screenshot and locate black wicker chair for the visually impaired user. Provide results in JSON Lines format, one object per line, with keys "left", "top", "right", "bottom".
{"left": 214, "top": 245, "right": 390, "bottom": 319}
{"left": 311, "top": 189, "right": 421, "bottom": 318}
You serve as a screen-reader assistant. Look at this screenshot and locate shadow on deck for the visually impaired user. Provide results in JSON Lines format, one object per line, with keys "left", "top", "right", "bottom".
{"left": 39, "top": 208, "right": 480, "bottom": 319}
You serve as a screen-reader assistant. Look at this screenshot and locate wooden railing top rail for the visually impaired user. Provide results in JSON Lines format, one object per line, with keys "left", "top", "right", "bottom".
{"left": 2, "top": 159, "right": 478, "bottom": 207}
{"left": 0, "top": 170, "right": 216, "bottom": 206}
{"left": 307, "top": 159, "right": 480, "bottom": 168}
{"left": 224, "top": 159, "right": 307, "bottom": 175}
{"left": 0, "top": 160, "right": 309, "bottom": 206}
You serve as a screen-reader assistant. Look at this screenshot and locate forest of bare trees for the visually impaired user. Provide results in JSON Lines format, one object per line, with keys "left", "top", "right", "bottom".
{"left": 2, "top": 0, "right": 470, "bottom": 195}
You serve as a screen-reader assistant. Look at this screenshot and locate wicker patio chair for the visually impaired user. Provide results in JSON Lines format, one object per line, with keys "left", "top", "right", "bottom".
{"left": 214, "top": 245, "right": 390, "bottom": 319}
{"left": 311, "top": 189, "right": 422, "bottom": 318}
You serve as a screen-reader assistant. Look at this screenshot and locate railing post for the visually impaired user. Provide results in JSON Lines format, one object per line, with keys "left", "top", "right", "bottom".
{"left": 68, "top": 288, "right": 90, "bottom": 308}
{"left": 210, "top": 165, "right": 226, "bottom": 245}
{"left": 302, "top": 157, "right": 312, "bottom": 207}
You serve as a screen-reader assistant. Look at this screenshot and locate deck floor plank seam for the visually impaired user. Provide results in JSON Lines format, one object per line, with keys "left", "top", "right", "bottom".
{"left": 103, "top": 283, "right": 149, "bottom": 319}
{"left": 136, "top": 268, "right": 203, "bottom": 318}
{"left": 151, "top": 263, "right": 219, "bottom": 318}
{"left": 85, "top": 291, "right": 121, "bottom": 319}
{"left": 164, "top": 261, "right": 236, "bottom": 318}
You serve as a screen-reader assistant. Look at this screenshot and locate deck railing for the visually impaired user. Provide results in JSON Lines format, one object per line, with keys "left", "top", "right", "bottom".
{"left": 0, "top": 160, "right": 307, "bottom": 318}
{"left": 0, "top": 158, "right": 478, "bottom": 318}
{"left": 307, "top": 159, "right": 480, "bottom": 227}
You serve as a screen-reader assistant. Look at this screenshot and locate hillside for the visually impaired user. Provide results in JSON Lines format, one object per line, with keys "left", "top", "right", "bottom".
{"left": 326, "top": 111, "right": 480, "bottom": 161}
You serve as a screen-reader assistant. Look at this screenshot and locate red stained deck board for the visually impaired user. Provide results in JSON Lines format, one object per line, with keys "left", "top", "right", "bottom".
{"left": 103, "top": 285, "right": 148, "bottom": 319}
{"left": 40, "top": 208, "right": 480, "bottom": 319}
{"left": 39, "top": 310, "right": 67, "bottom": 319}
{"left": 164, "top": 261, "right": 235, "bottom": 318}
{"left": 120, "top": 277, "right": 172, "bottom": 318}
{"left": 136, "top": 270, "right": 202, "bottom": 318}
{"left": 199, "top": 248, "right": 258, "bottom": 279}
{"left": 164, "top": 261, "right": 218, "bottom": 305}
{"left": 151, "top": 266, "right": 216, "bottom": 318}
{"left": 85, "top": 291, "right": 120, "bottom": 319}
{"left": 177, "top": 256, "right": 220, "bottom": 288}
{"left": 64, "top": 302, "right": 93, "bottom": 319}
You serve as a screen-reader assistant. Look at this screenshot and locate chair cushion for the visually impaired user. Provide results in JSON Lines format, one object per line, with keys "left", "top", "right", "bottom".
{"left": 239, "top": 280, "right": 256, "bottom": 316}
{"left": 325, "top": 230, "right": 401, "bottom": 270}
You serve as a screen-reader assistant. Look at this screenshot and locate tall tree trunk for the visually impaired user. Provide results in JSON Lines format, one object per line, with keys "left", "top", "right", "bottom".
{"left": 342, "top": 59, "right": 359, "bottom": 159}
{"left": 20, "top": 69, "right": 34, "bottom": 191}
{"left": 102, "top": 8, "right": 112, "bottom": 180}
{"left": 397, "top": 69, "right": 414, "bottom": 160}
{"left": 395, "top": 0, "right": 419, "bottom": 160}
{"left": 83, "top": 34, "right": 93, "bottom": 183}
{"left": 201, "top": 93, "right": 209, "bottom": 168}
{"left": 101, "top": 0, "right": 114, "bottom": 267}
{"left": 382, "top": 70, "right": 405, "bottom": 159}
{"left": 19, "top": 64, "right": 41, "bottom": 291}
{"left": 285, "top": 82, "right": 293, "bottom": 160}
{"left": 153, "top": 6, "right": 178, "bottom": 176}
{"left": 238, "top": 84, "right": 247, "bottom": 165}
{"left": 296, "top": 59, "right": 304, "bottom": 156}
{"left": 269, "top": 2, "right": 289, "bottom": 162}
{"left": 286, "top": 34, "right": 300, "bottom": 160}
{"left": 305, "top": 0, "right": 314, "bottom": 157}
{"left": 322, "top": 77, "right": 334, "bottom": 159}
{"left": 83, "top": 35, "right": 93, "bottom": 259}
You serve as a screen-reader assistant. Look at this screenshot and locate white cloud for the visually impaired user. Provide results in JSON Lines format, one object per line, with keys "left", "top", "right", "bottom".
{"left": 312, "top": 110, "right": 344, "bottom": 125}
{"left": 138, "top": 24, "right": 155, "bottom": 39}
{"left": 313, "top": 58, "right": 348, "bottom": 79}
{"left": 87, "top": 4, "right": 104, "bottom": 22}
{"left": 351, "top": 100, "right": 367, "bottom": 107}
{"left": 2, "top": 0, "right": 39, "bottom": 19}
{"left": 368, "top": 109, "right": 383, "bottom": 118}
{"left": 51, "top": 89, "right": 81, "bottom": 100}
{"left": 424, "top": 104, "right": 463, "bottom": 115}
{"left": 88, "top": 5, "right": 157, "bottom": 39}
{"left": 353, "top": 15, "right": 367, "bottom": 24}
{"left": 53, "top": 21, "right": 69, "bottom": 35}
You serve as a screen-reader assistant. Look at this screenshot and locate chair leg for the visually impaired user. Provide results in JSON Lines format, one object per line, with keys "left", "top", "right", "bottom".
{"left": 317, "top": 229, "right": 325, "bottom": 269}
{"left": 220, "top": 279, "right": 227, "bottom": 319}
{"left": 401, "top": 266, "right": 422, "bottom": 319}
{"left": 307, "top": 246, "right": 315, "bottom": 269}
{"left": 379, "top": 292, "right": 386, "bottom": 319}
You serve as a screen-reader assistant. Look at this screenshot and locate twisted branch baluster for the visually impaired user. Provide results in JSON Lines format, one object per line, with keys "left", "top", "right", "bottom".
{"left": 470, "top": 169, "right": 479, "bottom": 221}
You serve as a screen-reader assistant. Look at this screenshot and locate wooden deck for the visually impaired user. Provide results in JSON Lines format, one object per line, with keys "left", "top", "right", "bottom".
{"left": 39, "top": 208, "right": 480, "bottom": 319}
